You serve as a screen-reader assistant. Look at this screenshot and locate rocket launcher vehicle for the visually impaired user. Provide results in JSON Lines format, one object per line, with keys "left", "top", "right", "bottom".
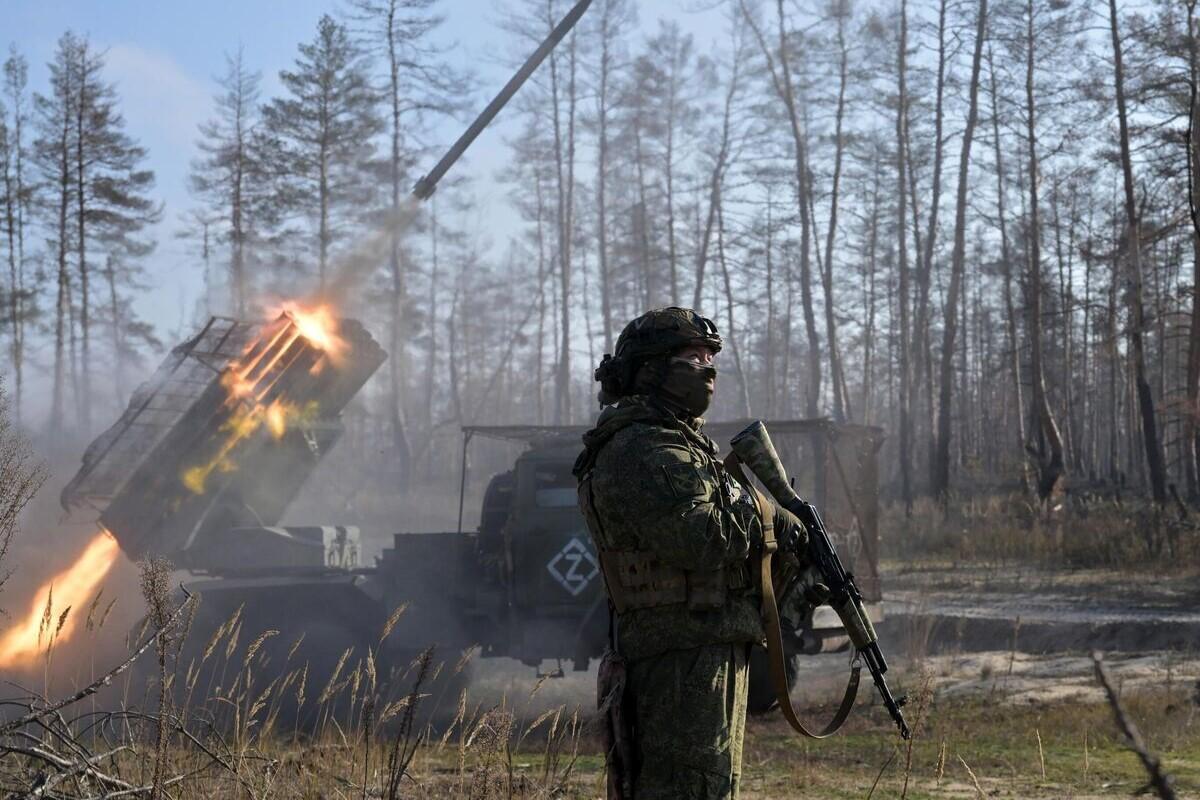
{"left": 61, "top": 310, "right": 386, "bottom": 571}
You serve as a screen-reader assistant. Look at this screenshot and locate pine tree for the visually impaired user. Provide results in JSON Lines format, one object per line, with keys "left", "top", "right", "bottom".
{"left": 190, "top": 48, "right": 266, "bottom": 317}
{"left": 34, "top": 32, "right": 158, "bottom": 435}
{"left": 2, "top": 47, "right": 33, "bottom": 421}
{"left": 34, "top": 32, "right": 79, "bottom": 438}
{"left": 262, "top": 15, "right": 383, "bottom": 293}
{"left": 72, "top": 37, "right": 159, "bottom": 428}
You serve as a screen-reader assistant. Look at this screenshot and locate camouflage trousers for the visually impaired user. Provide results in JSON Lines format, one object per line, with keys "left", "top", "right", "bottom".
{"left": 627, "top": 642, "right": 749, "bottom": 800}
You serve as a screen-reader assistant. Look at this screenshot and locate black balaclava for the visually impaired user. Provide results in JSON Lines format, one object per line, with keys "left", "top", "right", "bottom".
{"left": 635, "top": 356, "right": 717, "bottom": 418}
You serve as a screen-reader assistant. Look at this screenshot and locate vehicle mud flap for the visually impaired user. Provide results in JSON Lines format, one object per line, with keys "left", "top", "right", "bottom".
{"left": 597, "top": 647, "right": 635, "bottom": 800}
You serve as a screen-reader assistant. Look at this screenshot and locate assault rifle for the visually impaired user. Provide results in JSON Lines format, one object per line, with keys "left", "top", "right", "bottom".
{"left": 731, "top": 420, "right": 911, "bottom": 740}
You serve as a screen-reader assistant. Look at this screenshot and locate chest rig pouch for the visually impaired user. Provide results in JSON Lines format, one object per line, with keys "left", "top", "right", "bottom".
{"left": 578, "top": 459, "right": 753, "bottom": 614}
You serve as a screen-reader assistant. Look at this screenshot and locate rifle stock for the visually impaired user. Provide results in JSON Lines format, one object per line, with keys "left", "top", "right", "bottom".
{"left": 731, "top": 420, "right": 911, "bottom": 739}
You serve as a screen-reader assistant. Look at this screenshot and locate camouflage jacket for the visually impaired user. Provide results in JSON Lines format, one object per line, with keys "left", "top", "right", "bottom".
{"left": 574, "top": 396, "right": 764, "bottom": 662}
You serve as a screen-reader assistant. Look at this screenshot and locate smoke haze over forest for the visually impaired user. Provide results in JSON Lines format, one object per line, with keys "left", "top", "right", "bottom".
{"left": 3, "top": 0, "right": 1198, "bottom": 506}
{"left": 7, "top": 5, "right": 1200, "bottom": 798}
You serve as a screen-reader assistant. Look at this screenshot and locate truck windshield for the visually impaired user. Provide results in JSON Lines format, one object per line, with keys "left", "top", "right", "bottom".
{"left": 535, "top": 488, "right": 577, "bottom": 508}
{"left": 534, "top": 466, "right": 577, "bottom": 508}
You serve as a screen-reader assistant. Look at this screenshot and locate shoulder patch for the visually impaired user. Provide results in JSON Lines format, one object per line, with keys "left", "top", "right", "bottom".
{"left": 661, "top": 461, "right": 711, "bottom": 499}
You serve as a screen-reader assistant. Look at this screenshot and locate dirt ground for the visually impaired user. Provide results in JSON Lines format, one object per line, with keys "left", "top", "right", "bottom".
{"left": 7, "top": 559, "right": 1198, "bottom": 798}
{"left": 433, "top": 560, "right": 1200, "bottom": 799}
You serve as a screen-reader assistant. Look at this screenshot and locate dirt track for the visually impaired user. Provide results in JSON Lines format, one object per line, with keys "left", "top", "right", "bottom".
{"left": 881, "top": 562, "right": 1200, "bottom": 655}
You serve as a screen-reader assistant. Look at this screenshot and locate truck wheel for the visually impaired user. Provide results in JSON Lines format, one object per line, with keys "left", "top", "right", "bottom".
{"left": 746, "top": 644, "right": 799, "bottom": 715}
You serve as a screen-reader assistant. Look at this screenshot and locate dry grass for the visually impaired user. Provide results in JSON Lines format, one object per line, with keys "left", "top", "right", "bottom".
{"left": 0, "top": 376, "right": 46, "bottom": 601}
{"left": 0, "top": 590, "right": 594, "bottom": 798}
{"left": 5, "top": 603, "right": 1199, "bottom": 799}
{"left": 880, "top": 492, "right": 1200, "bottom": 569}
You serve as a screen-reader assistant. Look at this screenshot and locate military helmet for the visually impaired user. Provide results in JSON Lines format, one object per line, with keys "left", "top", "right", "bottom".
{"left": 594, "top": 307, "right": 722, "bottom": 404}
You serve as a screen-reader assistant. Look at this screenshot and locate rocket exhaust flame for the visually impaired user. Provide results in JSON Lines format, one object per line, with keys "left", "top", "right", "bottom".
{"left": 278, "top": 303, "right": 347, "bottom": 364}
{"left": 38, "top": 300, "right": 384, "bottom": 661}
{"left": 180, "top": 302, "right": 346, "bottom": 495}
{"left": 0, "top": 530, "right": 121, "bottom": 669}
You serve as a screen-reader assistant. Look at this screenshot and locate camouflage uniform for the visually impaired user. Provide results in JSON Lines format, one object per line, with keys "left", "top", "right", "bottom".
{"left": 576, "top": 308, "right": 766, "bottom": 800}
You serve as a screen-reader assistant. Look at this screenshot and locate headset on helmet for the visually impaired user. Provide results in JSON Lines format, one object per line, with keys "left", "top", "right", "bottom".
{"left": 595, "top": 307, "right": 721, "bottom": 405}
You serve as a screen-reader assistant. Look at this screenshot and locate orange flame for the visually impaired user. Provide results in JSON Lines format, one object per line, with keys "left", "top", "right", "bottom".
{"left": 180, "top": 301, "right": 342, "bottom": 495}
{"left": 181, "top": 404, "right": 264, "bottom": 494}
{"left": 0, "top": 530, "right": 121, "bottom": 668}
{"left": 278, "top": 302, "right": 346, "bottom": 364}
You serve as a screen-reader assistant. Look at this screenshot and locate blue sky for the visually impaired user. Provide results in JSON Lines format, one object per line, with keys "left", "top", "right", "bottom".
{"left": 7, "top": 0, "right": 728, "bottom": 338}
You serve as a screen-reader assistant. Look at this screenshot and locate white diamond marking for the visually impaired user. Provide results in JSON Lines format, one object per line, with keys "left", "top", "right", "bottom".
{"left": 546, "top": 536, "right": 600, "bottom": 597}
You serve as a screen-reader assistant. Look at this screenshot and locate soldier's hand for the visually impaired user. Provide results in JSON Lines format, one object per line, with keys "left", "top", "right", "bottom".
{"left": 774, "top": 504, "right": 808, "bottom": 556}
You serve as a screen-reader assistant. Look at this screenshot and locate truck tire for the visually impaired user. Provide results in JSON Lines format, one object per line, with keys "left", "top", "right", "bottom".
{"left": 746, "top": 644, "right": 799, "bottom": 715}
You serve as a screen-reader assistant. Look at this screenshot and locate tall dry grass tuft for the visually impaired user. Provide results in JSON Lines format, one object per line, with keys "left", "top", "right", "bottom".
{"left": 0, "top": 376, "right": 46, "bottom": 606}
{"left": 957, "top": 754, "right": 987, "bottom": 799}
{"left": 139, "top": 555, "right": 175, "bottom": 800}
{"left": 465, "top": 706, "right": 515, "bottom": 799}
{"left": 899, "top": 668, "right": 935, "bottom": 799}
{"left": 384, "top": 646, "right": 433, "bottom": 799}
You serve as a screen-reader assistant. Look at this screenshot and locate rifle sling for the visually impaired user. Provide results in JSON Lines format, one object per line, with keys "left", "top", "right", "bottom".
{"left": 724, "top": 453, "right": 861, "bottom": 739}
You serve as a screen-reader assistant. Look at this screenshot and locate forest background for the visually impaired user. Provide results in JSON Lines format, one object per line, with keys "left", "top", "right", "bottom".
{"left": 5, "top": 1, "right": 1200, "bottom": 796}
{"left": 4, "top": 0, "right": 1199, "bottom": 517}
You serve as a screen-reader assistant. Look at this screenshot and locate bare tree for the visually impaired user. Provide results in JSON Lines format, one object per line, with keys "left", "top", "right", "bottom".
{"left": 740, "top": 0, "right": 822, "bottom": 417}
{"left": 346, "top": 0, "right": 465, "bottom": 483}
{"left": 896, "top": 0, "right": 914, "bottom": 509}
{"left": 692, "top": 16, "right": 745, "bottom": 313}
{"left": 2, "top": 48, "right": 31, "bottom": 421}
{"left": 1108, "top": 0, "right": 1168, "bottom": 505}
{"left": 934, "top": 0, "right": 988, "bottom": 499}
{"left": 1020, "top": 0, "right": 1066, "bottom": 499}
{"left": 1186, "top": 0, "right": 1200, "bottom": 496}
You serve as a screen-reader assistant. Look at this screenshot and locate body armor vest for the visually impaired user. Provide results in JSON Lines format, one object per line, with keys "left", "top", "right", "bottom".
{"left": 577, "top": 444, "right": 754, "bottom": 614}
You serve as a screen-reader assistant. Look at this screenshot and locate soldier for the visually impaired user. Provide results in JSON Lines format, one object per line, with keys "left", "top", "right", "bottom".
{"left": 574, "top": 307, "right": 803, "bottom": 800}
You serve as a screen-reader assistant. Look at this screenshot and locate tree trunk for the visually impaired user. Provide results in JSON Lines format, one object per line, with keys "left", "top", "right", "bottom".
{"left": 318, "top": 143, "right": 329, "bottom": 293}
{"left": 692, "top": 49, "right": 739, "bottom": 312}
{"left": 632, "top": 106, "right": 653, "bottom": 309}
{"left": 75, "top": 40, "right": 91, "bottom": 431}
{"left": 740, "top": 0, "right": 821, "bottom": 417}
{"left": 819, "top": 6, "right": 850, "bottom": 422}
{"left": 52, "top": 57, "right": 73, "bottom": 440}
{"left": 2, "top": 114, "right": 20, "bottom": 421}
{"left": 378, "top": 3, "right": 412, "bottom": 484}
{"left": 896, "top": 0, "right": 914, "bottom": 510}
{"left": 425, "top": 196, "right": 439, "bottom": 430}
{"left": 933, "top": 0, "right": 987, "bottom": 499}
{"left": 1186, "top": 0, "right": 1200, "bottom": 497}
{"left": 986, "top": 42, "right": 1031, "bottom": 493}
{"left": 104, "top": 254, "right": 124, "bottom": 409}
{"left": 764, "top": 187, "right": 776, "bottom": 418}
{"left": 664, "top": 52, "right": 680, "bottom": 307}
{"left": 3, "top": 54, "right": 27, "bottom": 419}
{"left": 716, "top": 187, "right": 751, "bottom": 416}
{"left": 1023, "top": 0, "right": 1066, "bottom": 499}
{"left": 535, "top": 171, "right": 547, "bottom": 424}
{"left": 595, "top": 0, "right": 613, "bottom": 352}
{"left": 773, "top": 0, "right": 821, "bottom": 417}
{"left": 549, "top": 6, "right": 577, "bottom": 424}
{"left": 862, "top": 142, "right": 883, "bottom": 426}
{"left": 919, "top": 0, "right": 948, "bottom": 489}
{"left": 231, "top": 48, "right": 249, "bottom": 318}
{"left": 1108, "top": 0, "right": 1168, "bottom": 504}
